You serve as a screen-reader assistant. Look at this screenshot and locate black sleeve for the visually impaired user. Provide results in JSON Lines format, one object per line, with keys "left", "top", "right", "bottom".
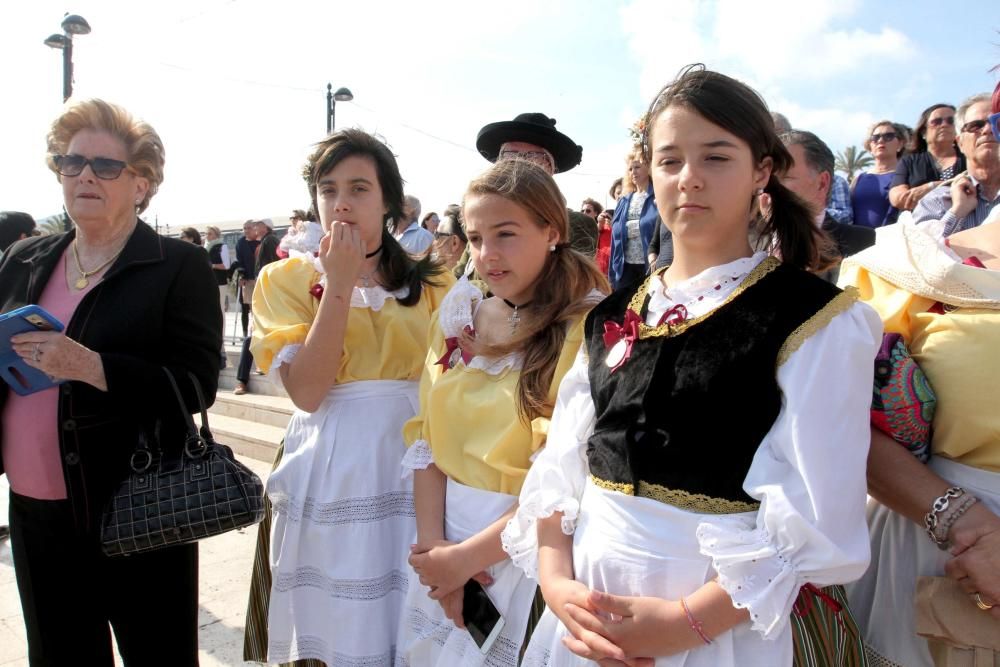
{"left": 100, "top": 245, "right": 222, "bottom": 418}
{"left": 890, "top": 154, "right": 911, "bottom": 189}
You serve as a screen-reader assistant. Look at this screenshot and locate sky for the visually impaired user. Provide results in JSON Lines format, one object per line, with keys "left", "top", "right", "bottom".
{"left": 2, "top": 0, "right": 998, "bottom": 231}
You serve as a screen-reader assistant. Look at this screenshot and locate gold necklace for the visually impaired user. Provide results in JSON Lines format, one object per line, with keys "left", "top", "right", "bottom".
{"left": 71, "top": 240, "right": 125, "bottom": 289}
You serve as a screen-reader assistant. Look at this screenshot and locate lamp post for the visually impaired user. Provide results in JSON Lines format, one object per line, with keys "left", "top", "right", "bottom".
{"left": 326, "top": 83, "right": 354, "bottom": 133}
{"left": 44, "top": 14, "right": 91, "bottom": 102}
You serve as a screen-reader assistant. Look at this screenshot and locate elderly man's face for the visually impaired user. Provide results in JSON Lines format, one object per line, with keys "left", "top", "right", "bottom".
{"left": 498, "top": 141, "right": 555, "bottom": 175}
{"left": 958, "top": 101, "right": 999, "bottom": 169}
{"left": 243, "top": 223, "right": 257, "bottom": 240}
{"left": 781, "top": 143, "right": 829, "bottom": 220}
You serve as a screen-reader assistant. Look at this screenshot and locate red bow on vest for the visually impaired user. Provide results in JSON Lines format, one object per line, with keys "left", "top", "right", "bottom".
{"left": 309, "top": 283, "right": 325, "bottom": 299}
{"left": 603, "top": 309, "right": 642, "bottom": 373}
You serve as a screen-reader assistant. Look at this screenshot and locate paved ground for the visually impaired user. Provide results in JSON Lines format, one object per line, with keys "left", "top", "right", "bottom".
{"left": 0, "top": 455, "right": 272, "bottom": 667}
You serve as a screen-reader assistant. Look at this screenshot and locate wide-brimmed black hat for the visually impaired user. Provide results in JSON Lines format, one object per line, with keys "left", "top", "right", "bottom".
{"left": 476, "top": 113, "right": 583, "bottom": 173}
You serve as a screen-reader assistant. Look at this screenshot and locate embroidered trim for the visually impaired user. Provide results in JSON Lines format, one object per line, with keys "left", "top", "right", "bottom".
{"left": 637, "top": 481, "right": 760, "bottom": 514}
{"left": 271, "top": 491, "right": 415, "bottom": 524}
{"left": 590, "top": 475, "right": 759, "bottom": 514}
{"left": 273, "top": 567, "right": 409, "bottom": 600}
{"left": 269, "top": 636, "right": 398, "bottom": 667}
{"left": 630, "top": 257, "right": 780, "bottom": 339}
{"left": 400, "top": 440, "right": 434, "bottom": 479}
{"left": 776, "top": 287, "right": 859, "bottom": 367}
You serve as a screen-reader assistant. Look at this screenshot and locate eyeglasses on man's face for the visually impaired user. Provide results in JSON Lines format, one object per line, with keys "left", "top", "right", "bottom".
{"left": 433, "top": 231, "right": 454, "bottom": 239}
{"left": 53, "top": 154, "right": 131, "bottom": 180}
{"left": 960, "top": 118, "right": 995, "bottom": 136}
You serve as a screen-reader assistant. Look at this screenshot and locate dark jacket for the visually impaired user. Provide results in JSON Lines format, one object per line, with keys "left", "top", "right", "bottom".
{"left": 0, "top": 221, "right": 222, "bottom": 533}
{"left": 256, "top": 231, "right": 280, "bottom": 275}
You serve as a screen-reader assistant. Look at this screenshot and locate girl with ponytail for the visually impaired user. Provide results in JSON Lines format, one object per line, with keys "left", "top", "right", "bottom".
{"left": 397, "top": 158, "right": 607, "bottom": 666}
{"left": 503, "top": 65, "right": 883, "bottom": 666}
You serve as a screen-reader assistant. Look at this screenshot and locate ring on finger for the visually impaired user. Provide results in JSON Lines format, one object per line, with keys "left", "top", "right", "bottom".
{"left": 974, "top": 592, "right": 995, "bottom": 611}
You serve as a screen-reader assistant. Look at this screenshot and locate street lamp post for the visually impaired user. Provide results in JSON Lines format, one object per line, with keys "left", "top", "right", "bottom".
{"left": 44, "top": 14, "right": 91, "bottom": 102}
{"left": 326, "top": 83, "right": 354, "bottom": 133}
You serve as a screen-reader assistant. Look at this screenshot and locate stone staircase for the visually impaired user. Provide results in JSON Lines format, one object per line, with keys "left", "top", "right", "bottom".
{"left": 209, "top": 344, "right": 291, "bottom": 463}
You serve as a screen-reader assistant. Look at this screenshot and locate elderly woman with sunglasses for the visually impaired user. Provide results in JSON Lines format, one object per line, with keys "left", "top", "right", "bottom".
{"left": 0, "top": 99, "right": 221, "bottom": 665}
{"left": 851, "top": 121, "right": 907, "bottom": 229}
{"left": 890, "top": 103, "right": 967, "bottom": 212}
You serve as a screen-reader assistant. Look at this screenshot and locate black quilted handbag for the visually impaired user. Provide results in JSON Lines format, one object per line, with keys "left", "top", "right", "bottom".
{"left": 101, "top": 367, "right": 265, "bottom": 556}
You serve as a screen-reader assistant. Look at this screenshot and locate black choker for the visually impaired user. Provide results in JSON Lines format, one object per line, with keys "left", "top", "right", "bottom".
{"left": 502, "top": 298, "right": 532, "bottom": 310}
{"left": 365, "top": 245, "right": 383, "bottom": 259}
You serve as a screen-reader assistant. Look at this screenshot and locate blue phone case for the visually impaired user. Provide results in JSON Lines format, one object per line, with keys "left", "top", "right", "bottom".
{"left": 0, "top": 305, "right": 66, "bottom": 396}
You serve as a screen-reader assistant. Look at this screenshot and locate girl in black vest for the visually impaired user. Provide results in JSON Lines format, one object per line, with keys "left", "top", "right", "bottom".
{"left": 503, "top": 65, "right": 883, "bottom": 666}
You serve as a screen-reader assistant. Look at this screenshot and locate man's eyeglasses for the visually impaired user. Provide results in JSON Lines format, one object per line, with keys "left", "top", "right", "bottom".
{"left": 433, "top": 231, "right": 454, "bottom": 239}
{"left": 961, "top": 118, "right": 994, "bottom": 135}
{"left": 870, "top": 132, "right": 898, "bottom": 144}
{"left": 53, "top": 154, "right": 130, "bottom": 180}
{"left": 582, "top": 207, "right": 596, "bottom": 214}
{"left": 928, "top": 116, "right": 955, "bottom": 128}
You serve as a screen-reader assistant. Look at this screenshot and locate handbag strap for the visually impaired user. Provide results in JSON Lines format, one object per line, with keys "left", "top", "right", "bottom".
{"left": 160, "top": 367, "right": 215, "bottom": 438}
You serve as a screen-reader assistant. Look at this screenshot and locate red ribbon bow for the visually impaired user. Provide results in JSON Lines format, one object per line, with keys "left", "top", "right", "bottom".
{"left": 793, "top": 583, "right": 844, "bottom": 626}
{"left": 309, "top": 283, "right": 324, "bottom": 299}
{"left": 435, "top": 336, "right": 473, "bottom": 371}
{"left": 603, "top": 309, "right": 642, "bottom": 373}
{"left": 656, "top": 303, "right": 689, "bottom": 326}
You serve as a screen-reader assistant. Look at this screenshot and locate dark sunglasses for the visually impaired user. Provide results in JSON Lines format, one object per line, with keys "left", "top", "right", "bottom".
{"left": 53, "top": 154, "right": 130, "bottom": 180}
{"left": 870, "top": 132, "right": 898, "bottom": 144}
{"left": 928, "top": 116, "right": 955, "bottom": 127}
{"left": 582, "top": 207, "right": 596, "bottom": 214}
{"left": 960, "top": 118, "right": 992, "bottom": 135}
{"left": 990, "top": 112, "right": 1000, "bottom": 141}
{"left": 433, "top": 231, "right": 454, "bottom": 239}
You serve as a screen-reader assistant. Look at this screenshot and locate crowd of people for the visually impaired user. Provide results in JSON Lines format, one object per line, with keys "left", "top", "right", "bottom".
{"left": 0, "top": 64, "right": 998, "bottom": 667}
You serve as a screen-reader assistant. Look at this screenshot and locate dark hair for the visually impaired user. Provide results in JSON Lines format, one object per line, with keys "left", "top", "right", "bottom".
{"left": 781, "top": 130, "right": 835, "bottom": 201}
{"left": 420, "top": 211, "right": 438, "bottom": 228}
{"left": 290, "top": 208, "right": 309, "bottom": 221}
{"left": 909, "top": 103, "right": 955, "bottom": 153}
{"left": 0, "top": 211, "right": 37, "bottom": 252}
{"left": 464, "top": 160, "right": 608, "bottom": 420}
{"left": 581, "top": 197, "right": 602, "bottom": 214}
{"left": 180, "top": 226, "right": 202, "bottom": 245}
{"left": 641, "top": 64, "right": 830, "bottom": 272}
{"left": 302, "top": 128, "right": 441, "bottom": 306}
{"left": 608, "top": 177, "right": 623, "bottom": 200}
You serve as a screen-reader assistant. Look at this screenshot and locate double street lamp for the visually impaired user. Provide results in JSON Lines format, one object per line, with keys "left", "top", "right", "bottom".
{"left": 44, "top": 14, "right": 91, "bottom": 102}
{"left": 326, "top": 83, "right": 353, "bottom": 133}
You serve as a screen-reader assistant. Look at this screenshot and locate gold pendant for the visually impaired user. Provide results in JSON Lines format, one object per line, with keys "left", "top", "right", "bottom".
{"left": 75, "top": 277, "right": 89, "bottom": 289}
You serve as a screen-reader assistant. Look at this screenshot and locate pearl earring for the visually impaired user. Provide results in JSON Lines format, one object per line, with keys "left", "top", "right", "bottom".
{"left": 549, "top": 244, "right": 556, "bottom": 252}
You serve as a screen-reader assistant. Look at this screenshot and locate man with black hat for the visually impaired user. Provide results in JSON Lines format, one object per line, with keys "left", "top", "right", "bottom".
{"left": 475, "top": 112, "right": 598, "bottom": 256}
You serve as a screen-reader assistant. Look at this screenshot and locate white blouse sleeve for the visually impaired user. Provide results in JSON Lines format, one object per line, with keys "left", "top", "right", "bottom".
{"left": 696, "top": 300, "right": 883, "bottom": 640}
{"left": 502, "top": 347, "right": 594, "bottom": 581}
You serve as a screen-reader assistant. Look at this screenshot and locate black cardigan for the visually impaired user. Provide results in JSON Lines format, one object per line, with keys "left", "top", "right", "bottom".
{"left": 0, "top": 221, "right": 222, "bottom": 533}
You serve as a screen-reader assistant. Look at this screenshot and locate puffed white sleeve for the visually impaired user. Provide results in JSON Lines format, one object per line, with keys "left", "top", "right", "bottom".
{"left": 696, "top": 298, "right": 883, "bottom": 640}
{"left": 501, "top": 347, "right": 594, "bottom": 581}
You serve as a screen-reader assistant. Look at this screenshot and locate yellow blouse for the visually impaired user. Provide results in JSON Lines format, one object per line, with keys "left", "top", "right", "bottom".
{"left": 841, "top": 263, "right": 1000, "bottom": 471}
{"left": 403, "top": 313, "right": 588, "bottom": 496}
{"left": 250, "top": 256, "right": 452, "bottom": 384}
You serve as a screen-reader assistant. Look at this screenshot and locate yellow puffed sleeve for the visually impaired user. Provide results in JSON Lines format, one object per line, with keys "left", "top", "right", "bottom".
{"left": 249, "top": 257, "right": 320, "bottom": 374}
{"left": 838, "top": 263, "right": 935, "bottom": 341}
{"left": 402, "top": 315, "right": 448, "bottom": 448}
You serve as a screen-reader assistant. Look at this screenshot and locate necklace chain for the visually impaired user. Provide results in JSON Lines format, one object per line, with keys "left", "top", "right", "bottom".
{"left": 71, "top": 239, "right": 126, "bottom": 289}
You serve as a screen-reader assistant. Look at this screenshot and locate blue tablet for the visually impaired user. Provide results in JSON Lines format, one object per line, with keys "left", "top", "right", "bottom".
{"left": 0, "top": 305, "right": 66, "bottom": 396}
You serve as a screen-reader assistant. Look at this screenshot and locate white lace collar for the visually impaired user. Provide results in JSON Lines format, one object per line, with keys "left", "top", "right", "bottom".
{"left": 311, "top": 255, "right": 409, "bottom": 311}
{"left": 843, "top": 216, "right": 1000, "bottom": 309}
{"left": 647, "top": 252, "right": 766, "bottom": 321}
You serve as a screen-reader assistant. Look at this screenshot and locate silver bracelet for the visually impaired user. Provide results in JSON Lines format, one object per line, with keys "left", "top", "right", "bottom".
{"left": 924, "top": 486, "right": 965, "bottom": 549}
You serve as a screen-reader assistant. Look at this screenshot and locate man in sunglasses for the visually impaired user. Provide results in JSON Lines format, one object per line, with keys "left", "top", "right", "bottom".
{"left": 914, "top": 93, "right": 1000, "bottom": 238}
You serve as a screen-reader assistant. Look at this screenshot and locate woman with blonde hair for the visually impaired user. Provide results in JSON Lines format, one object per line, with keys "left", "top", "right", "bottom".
{"left": 397, "top": 158, "right": 608, "bottom": 666}
{"left": 609, "top": 146, "right": 658, "bottom": 289}
{"left": 0, "top": 98, "right": 221, "bottom": 665}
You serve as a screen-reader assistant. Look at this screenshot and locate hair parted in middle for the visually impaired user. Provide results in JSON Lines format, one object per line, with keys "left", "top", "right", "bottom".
{"left": 640, "top": 64, "right": 834, "bottom": 272}
{"left": 463, "top": 158, "right": 609, "bottom": 420}
{"left": 303, "top": 127, "right": 442, "bottom": 306}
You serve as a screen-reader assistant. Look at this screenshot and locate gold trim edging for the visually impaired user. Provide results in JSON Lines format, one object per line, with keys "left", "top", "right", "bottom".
{"left": 776, "top": 287, "right": 859, "bottom": 367}
{"left": 629, "top": 257, "right": 781, "bottom": 339}
{"left": 590, "top": 475, "right": 761, "bottom": 515}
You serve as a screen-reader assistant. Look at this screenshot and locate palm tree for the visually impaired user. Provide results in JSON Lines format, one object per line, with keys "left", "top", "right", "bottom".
{"left": 835, "top": 146, "right": 874, "bottom": 183}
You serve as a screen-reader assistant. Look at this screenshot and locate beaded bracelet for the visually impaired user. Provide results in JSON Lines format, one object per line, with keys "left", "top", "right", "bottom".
{"left": 680, "top": 596, "right": 712, "bottom": 645}
{"left": 937, "top": 493, "right": 979, "bottom": 546}
{"left": 924, "top": 486, "right": 969, "bottom": 549}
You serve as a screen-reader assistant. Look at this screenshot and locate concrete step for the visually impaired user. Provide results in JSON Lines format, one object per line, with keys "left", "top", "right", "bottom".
{"left": 210, "top": 392, "right": 295, "bottom": 429}
{"left": 210, "top": 413, "right": 283, "bottom": 463}
{"left": 218, "top": 366, "right": 288, "bottom": 397}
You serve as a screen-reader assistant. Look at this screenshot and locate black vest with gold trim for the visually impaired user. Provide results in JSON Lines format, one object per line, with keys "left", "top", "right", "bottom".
{"left": 584, "top": 257, "right": 857, "bottom": 514}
